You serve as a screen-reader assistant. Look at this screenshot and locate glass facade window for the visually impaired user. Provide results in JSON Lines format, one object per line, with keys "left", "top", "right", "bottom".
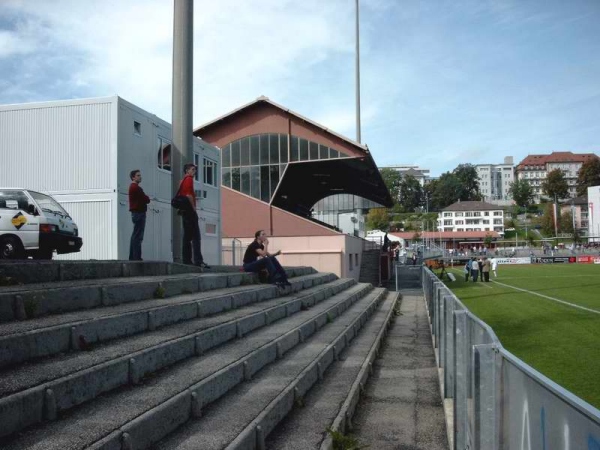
{"left": 221, "top": 133, "right": 348, "bottom": 203}
{"left": 299, "top": 139, "right": 309, "bottom": 161}
{"left": 157, "top": 137, "right": 171, "bottom": 171}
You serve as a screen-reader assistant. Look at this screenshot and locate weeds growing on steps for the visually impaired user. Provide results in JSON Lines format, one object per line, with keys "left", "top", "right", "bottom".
{"left": 326, "top": 427, "right": 369, "bottom": 449}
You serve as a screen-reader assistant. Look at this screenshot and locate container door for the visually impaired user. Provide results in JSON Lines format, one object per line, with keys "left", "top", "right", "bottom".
{"left": 152, "top": 202, "right": 172, "bottom": 262}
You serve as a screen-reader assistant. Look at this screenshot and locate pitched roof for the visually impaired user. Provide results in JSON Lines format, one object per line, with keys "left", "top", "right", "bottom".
{"left": 442, "top": 201, "right": 503, "bottom": 212}
{"left": 194, "top": 95, "right": 369, "bottom": 153}
{"left": 516, "top": 152, "right": 598, "bottom": 169}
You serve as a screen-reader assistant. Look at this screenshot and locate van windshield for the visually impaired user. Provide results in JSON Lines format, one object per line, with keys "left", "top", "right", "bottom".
{"left": 28, "top": 191, "right": 69, "bottom": 217}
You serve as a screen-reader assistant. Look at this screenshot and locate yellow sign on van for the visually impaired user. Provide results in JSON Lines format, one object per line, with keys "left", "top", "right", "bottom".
{"left": 12, "top": 213, "right": 27, "bottom": 230}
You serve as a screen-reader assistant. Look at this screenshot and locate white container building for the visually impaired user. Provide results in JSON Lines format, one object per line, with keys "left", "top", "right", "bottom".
{"left": 0, "top": 96, "right": 221, "bottom": 262}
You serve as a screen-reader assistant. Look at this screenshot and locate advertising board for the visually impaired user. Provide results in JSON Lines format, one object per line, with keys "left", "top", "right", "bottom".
{"left": 496, "top": 257, "right": 531, "bottom": 265}
{"left": 532, "top": 256, "right": 576, "bottom": 264}
{"left": 577, "top": 255, "right": 600, "bottom": 264}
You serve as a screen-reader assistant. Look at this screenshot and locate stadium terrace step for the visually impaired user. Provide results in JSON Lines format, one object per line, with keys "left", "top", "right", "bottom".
{"left": 0, "top": 284, "right": 372, "bottom": 450}
{"left": 266, "top": 291, "right": 399, "bottom": 450}
{"left": 0, "top": 266, "right": 315, "bottom": 323}
{"left": 0, "top": 271, "right": 334, "bottom": 367}
{"left": 0, "top": 273, "right": 346, "bottom": 435}
{"left": 142, "top": 288, "right": 388, "bottom": 450}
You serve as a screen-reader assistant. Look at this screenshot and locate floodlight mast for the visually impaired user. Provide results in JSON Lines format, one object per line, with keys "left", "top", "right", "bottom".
{"left": 171, "top": 0, "right": 194, "bottom": 262}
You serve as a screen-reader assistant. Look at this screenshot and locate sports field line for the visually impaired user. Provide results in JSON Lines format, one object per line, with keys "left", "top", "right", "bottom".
{"left": 498, "top": 275, "right": 598, "bottom": 280}
{"left": 491, "top": 280, "right": 600, "bottom": 315}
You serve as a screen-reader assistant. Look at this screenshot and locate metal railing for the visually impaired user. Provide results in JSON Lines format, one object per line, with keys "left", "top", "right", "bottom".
{"left": 422, "top": 268, "right": 600, "bottom": 450}
{"left": 221, "top": 238, "right": 244, "bottom": 266}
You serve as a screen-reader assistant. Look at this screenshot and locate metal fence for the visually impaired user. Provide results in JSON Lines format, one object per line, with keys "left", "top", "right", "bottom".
{"left": 422, "top": 268, "right": 600, "bottom": 450}
{"left": 221, "top": 238, "right": 244, "bottom": 266}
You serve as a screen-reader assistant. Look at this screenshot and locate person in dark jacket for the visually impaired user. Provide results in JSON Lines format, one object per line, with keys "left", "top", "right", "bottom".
{"left": 243, "top": 230, "right": 291, "bottom": 287}
{"left": 128, "top": 170, "right": 150, "bottom": 261}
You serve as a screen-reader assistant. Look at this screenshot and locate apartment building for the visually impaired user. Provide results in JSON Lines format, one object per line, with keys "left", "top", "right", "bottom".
{"left": 475, "top": 156, "right": 514, "bottom": 205}
{"left": 380, "top": 164, "right": 431, "bottom": 186}
{"left": 437, "top": 201, "right": 504, "bottom": 234}
{"left": 515, "top": 152, "right": 598, "bottom": 202}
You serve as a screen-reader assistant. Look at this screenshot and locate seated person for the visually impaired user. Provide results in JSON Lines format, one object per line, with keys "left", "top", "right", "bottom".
{"left": 243, "top": 230, "right": 291, "bottom": 287}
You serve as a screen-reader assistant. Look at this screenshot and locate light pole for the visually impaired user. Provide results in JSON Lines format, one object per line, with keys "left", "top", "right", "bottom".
{"left": 355, "top": 0, "right": 361, "bottom": 143}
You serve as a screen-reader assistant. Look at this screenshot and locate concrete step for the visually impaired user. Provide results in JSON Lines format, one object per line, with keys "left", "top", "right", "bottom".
{"left": 266, "top": 291, "right": 399, "bottom": 450}
{"left": 0, "top": 271, "right": 334, "bottom": 368}
{"left": 0, "top": 285, "right": 370, "bottom": 449}
{"left": 0, "top": 266, "right": 315, "bottom": 322}
{"left": 153, "top": 288, "right": 389, "bottom": 450}
{"left": 0, "top": 279, "right": 368, "bottom": 445}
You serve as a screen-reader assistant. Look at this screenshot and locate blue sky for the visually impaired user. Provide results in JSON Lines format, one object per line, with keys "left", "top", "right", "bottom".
{"left": 1, "top": 0, "right": 599, "bottom": 176}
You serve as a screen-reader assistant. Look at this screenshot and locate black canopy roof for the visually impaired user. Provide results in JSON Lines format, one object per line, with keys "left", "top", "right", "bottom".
{"left": 271, "top": 157, "right": 393, "bottom": 214}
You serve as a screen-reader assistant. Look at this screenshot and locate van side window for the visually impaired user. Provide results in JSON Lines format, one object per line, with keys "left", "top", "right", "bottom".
{"left": 0, "top": 191, "right": 29, "bottom": 210}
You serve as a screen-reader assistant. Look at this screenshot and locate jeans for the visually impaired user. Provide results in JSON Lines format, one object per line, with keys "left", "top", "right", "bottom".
{"left": 182, "top": 210, "right": 203, "bottom": 265}
{"left": 243, "top": 256, "right": 287, "bottom": 283}
{"left": 129, "top": 212, "right": 146, "bottom": 261}
{"left": 471, "top": 270, "right": 479, "bottom": 282}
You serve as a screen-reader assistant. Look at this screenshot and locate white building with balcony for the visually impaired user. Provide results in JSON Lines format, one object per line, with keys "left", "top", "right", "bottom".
{"left": 437, "top": 201, "right": 504, "bottom": 234}
{"left": 475, "top": 156, "right": 515, "bottom": 205}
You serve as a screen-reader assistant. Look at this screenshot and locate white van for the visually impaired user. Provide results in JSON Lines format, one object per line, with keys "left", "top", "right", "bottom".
{"left": 0, "top": 188, "right": 82, "bottom": 260}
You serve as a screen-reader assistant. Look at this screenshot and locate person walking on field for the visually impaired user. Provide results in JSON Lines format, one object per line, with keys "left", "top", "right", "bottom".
{"left": 178, "top": 163, "right": 210, "bottom": 269}
{"left": 478, "top": 257, "right": 484, "bottom": 281}
{"left": 470, "top": 258, "right": 479, "bottom": 282}
{"left": 482, "top": 257, "right": 491, "bottom": 282}
{"left": 464, "top": 259, "right": 471, "bottom": 282}
{"left": 128, "top": 170, "right": 150, "bottom": 261}
{"left": 491, "top": 257, "right": 498, "bottom": 278}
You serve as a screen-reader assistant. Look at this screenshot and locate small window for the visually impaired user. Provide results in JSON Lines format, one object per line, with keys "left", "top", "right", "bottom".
{"left": 205, "top": 223, "right": 217, "bottom": 235}
{"left": 290, "top": 137, "right": 299, "bottom": 162}
{"left": 133, "top": 121, "right": 141, "bottom": 135}
{"left": 299, "top": 139, "right": 309, "bottom": 161}
{"left": 309, "top": 142, "right": 319, "bottom": 160}
{"left": 157, "top": 137, "right": 171, "bottom": 171}
{"left": 203, "top": 158, "right": 218, "bottom": 187}
{"left": 349, "top": 253, "right": 353, "bottom": 271}
{"left": 355, "top": 253, "right": 359, "bottom": 266}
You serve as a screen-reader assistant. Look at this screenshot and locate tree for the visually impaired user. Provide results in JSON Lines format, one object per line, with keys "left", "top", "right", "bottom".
{"left": 560, "top": 210, "right": 574, "bottom": 234}
{"left": 398, "top": 175, "right": 423, "bottom": 212}
{"left": 453, "top": 164, "right": 482, "bottom": 201}
{"left": 379, "top": 168, "right": 402, "bottom": 205}
{"left": 429, "top": 172, "right": 462, "bottom": 210}
{"left": 542, "top": 169, "right": 569, "bottom": 200}
{"left": 366, "top": 208, "right": 390, "bottom": 231}
{"left": 541, "top": 203, "right": 559, "bottom": 236}
{"left": 576, "top": 158, "right": 600, "bottom": 196}
{"left": 509, "top": 179, "right": 534, "bottom": 208}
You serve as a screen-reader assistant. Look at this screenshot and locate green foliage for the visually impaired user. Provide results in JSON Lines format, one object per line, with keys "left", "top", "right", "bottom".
{"left": 542, "top": 169, "right": 569, "bottom": 200}
{"left": 560, "top": 210, "right": 574, "bottom": 234}
{"left": 576, "top": 157, "right": 600, "bottom": 197}
{"left": 154, "top": 285, "right": 166, "bottom": 299}
{"left": 541, "top": 203, "right": 558, "bottom": 236}
{"left": 366, "top": 208, "right": 390, "bottom": 231}
{"left": 326, "top": 428, "right": 370, "bottom": 450}
{"left": 484, "top": 233, "right": 493, "bottom": 247}
{"left": 425, "top": 164, "right": 482, "bottom": 211}
{"left": 398, "top": 175, "right": 423, "bottom": 212}
{"left": 379, "top": 168, "right": 402, "bottom": 204}
{"left": 509, "top": 179, "right": 534, "bottom": 208}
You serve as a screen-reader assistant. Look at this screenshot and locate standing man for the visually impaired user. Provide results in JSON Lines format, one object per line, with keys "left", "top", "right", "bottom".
{"left": 179, "top": 163, "right": 210, "bottom": 268}
{"left": 482, "top": 257, "right": 491, "bottom": 282}
{"left": 128, "top": 170, "right": 150, "bottom": 261}
{"left": 491, "top": 257, "right": 498, "bottom": 278}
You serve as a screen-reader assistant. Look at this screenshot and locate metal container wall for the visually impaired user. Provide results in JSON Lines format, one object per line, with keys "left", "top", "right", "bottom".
{"left": 422, "top": 268, "right": 600, "bottom": 450}
{"left": 0, "top": 98, "right": 115, "bottom": 192}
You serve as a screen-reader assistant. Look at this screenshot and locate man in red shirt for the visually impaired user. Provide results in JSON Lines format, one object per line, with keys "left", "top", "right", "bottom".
{"left": 179, "top": 163, "right": 210, "bottom": 268}
{"left": 128, "top": 170, "right": 150, "bottom": 260}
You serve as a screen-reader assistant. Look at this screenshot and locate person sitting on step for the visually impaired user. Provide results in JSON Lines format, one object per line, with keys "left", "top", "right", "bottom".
{"left": 243, "top": 230, "right": 291, "bottom": 287}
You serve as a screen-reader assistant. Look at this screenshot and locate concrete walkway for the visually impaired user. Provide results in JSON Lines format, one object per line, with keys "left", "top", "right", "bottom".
{"left": 351, "top": 291, "right": 448, "bottom": 449}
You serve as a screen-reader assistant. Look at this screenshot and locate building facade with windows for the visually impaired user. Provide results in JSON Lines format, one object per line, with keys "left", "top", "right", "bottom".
{"left": 475, "top": 157, "right": 514, "bottom": 205}
{"left": 515, "top": 152, "right": 599, "bottom": 202}
{"left": 194, "top": 96, "right": 391, "bottom": 239}
{"left": 380, "top": 164, "right": 432, "bottom": 186}
{"left": 437, "top": 201, "right": 504, "bottom": 234}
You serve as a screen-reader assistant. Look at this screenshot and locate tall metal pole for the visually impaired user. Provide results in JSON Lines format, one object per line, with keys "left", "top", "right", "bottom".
{"left": 355, "top": 0, "right": 361, "bottom": 143}
{"left": 171, "top": 0, "right": 194, "bottom": 262}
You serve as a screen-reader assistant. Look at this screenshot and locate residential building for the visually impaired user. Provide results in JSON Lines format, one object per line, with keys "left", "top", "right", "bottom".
{"left": 437, "top": 201, "right": 504, "bottom": 234}
{"left": 515, "top": 152, "right": 599, "bottom": 202}
{"left": 588, "top": 185, "right": 600, "bottom": 241}
{"left": 559, "top": 196, "right": 589, "bottom": 232}
{"left": 475, "top": 156, "right": 515, "bottom": 205}
{"left": 380, "top": 164, "right": 431, "bottom": 186}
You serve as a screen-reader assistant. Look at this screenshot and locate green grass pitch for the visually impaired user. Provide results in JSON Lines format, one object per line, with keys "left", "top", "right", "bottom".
{"left": 442, "top": 263, "right": 600, "bottom": 409}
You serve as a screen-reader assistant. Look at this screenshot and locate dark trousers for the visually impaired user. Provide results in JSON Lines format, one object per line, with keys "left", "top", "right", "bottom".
{"left": 483, "top": 271, "right": 490, "bottom": 282}
{"left": 182, "top": 210, "right": 203, "bottom": 265}
{"left": 129, "top": 212, "right": 146, "bottom": 261}
{"left": 243, "top": 256, "right": 287, "bottom": 283}
{"left": 471, "top": 270, "right": 479, "bottom": 282}
{"left": 464, "top": 271, "right": 469, "bottom": 282}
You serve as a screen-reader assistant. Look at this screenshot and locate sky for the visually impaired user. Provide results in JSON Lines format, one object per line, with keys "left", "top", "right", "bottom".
{"left": 1, "top": 0, "right": 599, "bottom": 176}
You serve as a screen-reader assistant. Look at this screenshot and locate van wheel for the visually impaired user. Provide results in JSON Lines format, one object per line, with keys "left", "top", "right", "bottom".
{"left": 0, "top": 236, "right": 25, "bottom": 260}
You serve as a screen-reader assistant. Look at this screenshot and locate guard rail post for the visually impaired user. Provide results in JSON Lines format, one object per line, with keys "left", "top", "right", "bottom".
{"left": 453, "top": 310, "right": 468, "bottom": 450}
{"left": 473, "top": 343, "right": 501, "bottom": 450}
